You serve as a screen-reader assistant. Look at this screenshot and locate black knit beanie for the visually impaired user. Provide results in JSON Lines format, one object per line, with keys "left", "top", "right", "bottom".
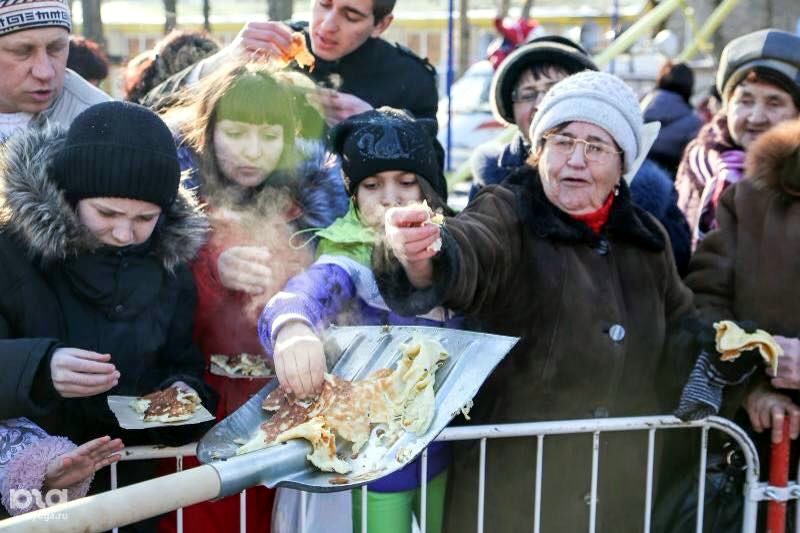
{"left": 491, "top": 35, "right": 598, "bottom": 125}
{"left": 53, "top": 101, "right": 180, "bottom": 209}
{"left": 330, "top": 107, "right": 447, "bottom": 202}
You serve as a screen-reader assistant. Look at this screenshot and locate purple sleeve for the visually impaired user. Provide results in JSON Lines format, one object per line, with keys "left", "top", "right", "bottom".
{"left": 0, "top": 419, "right": 92, "bottom": 516}
{"left": 258, "top": 262, "right": 356, "bottom": 357}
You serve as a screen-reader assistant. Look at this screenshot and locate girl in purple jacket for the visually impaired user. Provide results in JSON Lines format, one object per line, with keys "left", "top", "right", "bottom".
{"left": 259, "top": 108, "right": 459, "bottom": 533}
{"left": 0, "top": 418, "right": 122, "bottom": 517}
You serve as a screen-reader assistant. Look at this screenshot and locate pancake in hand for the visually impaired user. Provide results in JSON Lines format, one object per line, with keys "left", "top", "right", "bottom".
{"left": 714, "top": 320, "right": 783, "bottom": 374}
{"left": 272, "top": 32, "right": 315, "bottom": 71}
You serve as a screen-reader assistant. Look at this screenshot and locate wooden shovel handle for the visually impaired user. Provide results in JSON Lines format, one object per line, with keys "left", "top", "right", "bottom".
{"left": 0, "top": 464, "right": 221, "bottom": 533}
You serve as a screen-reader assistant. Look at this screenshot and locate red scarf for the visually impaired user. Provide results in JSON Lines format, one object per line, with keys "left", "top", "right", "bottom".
{"left": 570, "top": 193, "right": 614, "bottom": 235}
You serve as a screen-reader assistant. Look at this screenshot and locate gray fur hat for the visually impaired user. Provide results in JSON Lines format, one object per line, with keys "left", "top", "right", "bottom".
{"left": 716, "top": 29, "right": 800, "bottom": 103}
{"left": 529, "top": 70, "right": 660, "bottom": 184}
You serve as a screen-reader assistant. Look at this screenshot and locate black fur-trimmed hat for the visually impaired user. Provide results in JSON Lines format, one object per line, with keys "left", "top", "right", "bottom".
{"left": 330, "top": 107, "right": 447, "bottom": 202}
{"left": 491, "top": 35, "right": 598, "bottom": 125}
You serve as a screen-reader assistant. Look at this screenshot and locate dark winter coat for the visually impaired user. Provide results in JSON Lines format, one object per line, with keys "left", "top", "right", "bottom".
{"left": 642, "top": 89, "right": 702, "bottom": 176}
{"left": 631, "top": 159, "right": 692, "bottom": 276}
{"left": 0, "top": 125, "right": 211, "bottom": 449}
{"left": 686, "top": 117, "right": 800, "bottom": 331}
{"left": 470, "top": 132, "right": 691, "bottom": 274}
{"left": 374, "top": 166, "right": 696, "bottom": 532}
{"left": 685, "top": 118, "right": 800, "bottom": 477}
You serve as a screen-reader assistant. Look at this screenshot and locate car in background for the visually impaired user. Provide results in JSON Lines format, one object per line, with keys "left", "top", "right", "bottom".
{"left": 437, "top": 60, "right": 508, "bottom": 171}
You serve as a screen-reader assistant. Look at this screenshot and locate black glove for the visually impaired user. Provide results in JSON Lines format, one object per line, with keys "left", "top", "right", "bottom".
{"left": 706, "top": 320, "right": 763, "bottom": 386}
{"left": 675, "top": 321, "right": 762, "bottom": 422}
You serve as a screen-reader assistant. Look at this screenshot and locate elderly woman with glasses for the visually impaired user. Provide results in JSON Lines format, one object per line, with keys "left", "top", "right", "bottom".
{"left": 372, "top": 71, "right": 699, "bottom": 532}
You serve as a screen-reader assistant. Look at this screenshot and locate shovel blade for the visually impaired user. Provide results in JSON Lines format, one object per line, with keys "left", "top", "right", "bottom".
{"left": 198, "top": 325, "right": 518, "bottom": 493}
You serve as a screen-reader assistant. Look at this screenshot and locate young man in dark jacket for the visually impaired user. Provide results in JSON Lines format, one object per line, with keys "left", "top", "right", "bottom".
{"left": 144, "top": 0, "right": 438, "bottom": 130}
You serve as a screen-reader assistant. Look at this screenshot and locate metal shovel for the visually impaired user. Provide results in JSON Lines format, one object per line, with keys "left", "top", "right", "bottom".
{"left": 0, "top": 325, "right": 517, "bottom": 532}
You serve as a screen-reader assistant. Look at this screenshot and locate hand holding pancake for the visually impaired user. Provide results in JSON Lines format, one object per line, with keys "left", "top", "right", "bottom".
{"left": 384, "top": 206, "right": 440, "bottom": 288}
{"left": 273, "top": 322, "right": 326, "bottom": 399}
{"left": 229, "top": 21, "right": 293, "bottom": 61}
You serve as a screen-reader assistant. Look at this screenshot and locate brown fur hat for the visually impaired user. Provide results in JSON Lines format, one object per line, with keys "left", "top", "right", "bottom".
{"left": 745, "top": 118, "right": 800, "bottom": 196}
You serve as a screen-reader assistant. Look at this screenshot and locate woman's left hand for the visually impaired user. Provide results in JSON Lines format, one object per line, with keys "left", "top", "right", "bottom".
{"left": 44, "top": 436, "right": 124, "bottom": 491}
{"left": 769, "top": 336, "right": 800, "bottom": 390}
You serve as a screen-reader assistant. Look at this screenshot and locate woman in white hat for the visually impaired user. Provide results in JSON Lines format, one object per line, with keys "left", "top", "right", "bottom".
{"left": 373, "top": 70, "right": 704, "bottom": 532}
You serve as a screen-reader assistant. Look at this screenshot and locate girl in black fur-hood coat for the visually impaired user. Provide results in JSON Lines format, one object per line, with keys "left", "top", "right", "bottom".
{"left": 0, "top": 103, "right": 213, "bottom": 519}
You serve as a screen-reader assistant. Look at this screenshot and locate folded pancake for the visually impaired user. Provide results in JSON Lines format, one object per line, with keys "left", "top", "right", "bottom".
{"left": 415, "top": 200, "right": 444, "bottom": 252}
{"left": 714, "top": 320, "right": 783, "bottom": 374}
{"left": 130, "top": 387, "right": 201, "bottom": 423}
{"left": 271, "top": 32, "right": 315, "bottom": 70}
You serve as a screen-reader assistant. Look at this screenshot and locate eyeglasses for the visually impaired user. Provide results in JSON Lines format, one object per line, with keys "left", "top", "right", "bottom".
{"left": 543, "top": 134, "right": 622, "bottom": 163}
{"left": 510, "top": 84, "right": 555, "bottom": 104}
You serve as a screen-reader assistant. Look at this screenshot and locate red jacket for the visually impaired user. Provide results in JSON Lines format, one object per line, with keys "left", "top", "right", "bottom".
{"left": 191, "top": 208, "right": 313, "bottom": 418}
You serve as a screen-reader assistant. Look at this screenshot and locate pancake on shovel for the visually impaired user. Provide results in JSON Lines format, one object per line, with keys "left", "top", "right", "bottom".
{"left": 236, "top": 336, "right": 448, "bottom": 474}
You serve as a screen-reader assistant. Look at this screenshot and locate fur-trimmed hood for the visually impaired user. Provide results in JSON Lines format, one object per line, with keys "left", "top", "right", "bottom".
{"left": 0, "top": 125, "right": 208, "bottom": 272}
{"left": 745, "top": 117, "right": 800, "bottom": 197}
{"left": 178, "top": 137, "right": 348, "bottom": 233}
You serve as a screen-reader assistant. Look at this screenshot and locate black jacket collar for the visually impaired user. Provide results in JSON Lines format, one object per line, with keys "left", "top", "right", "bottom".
{"left": 503, "top": 165, "right": 665, "bottom": 251}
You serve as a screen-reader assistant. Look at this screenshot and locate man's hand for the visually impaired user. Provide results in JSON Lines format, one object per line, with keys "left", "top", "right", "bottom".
{"left": 313, "top": 90, "right": 373, "bottom": 126}
{"left": 44, "top": 436, "right": 123, "bottom": 491}
{"left": 745, "top": 382, "right": 800, "bottom": 443}
{"left": 273, "top": 322, "right": 326, "bottom": 399}
{"left": 384, "top": 206, "right": 440, "bottom": 288}
{"left": 200, "top": 22, "right": 293, "bottom": 76}
{"left": 50, "top": 348, "right": 119, "bottom": 398}
{"left": 769, "top": 336, "right": 800, "bottom": 389}
{"left": 232, "top": 21, "right": 293, "bottom": 58}
{"left": 217, "top": 246, "right": 273, "bottom": 295}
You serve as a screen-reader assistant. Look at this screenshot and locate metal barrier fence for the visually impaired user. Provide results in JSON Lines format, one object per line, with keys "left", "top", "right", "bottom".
{"left": 105, "top": 415, "right": 792, "bottom": 533}
{"left": 4, "top": 415, "right": 799, "bottom": 532}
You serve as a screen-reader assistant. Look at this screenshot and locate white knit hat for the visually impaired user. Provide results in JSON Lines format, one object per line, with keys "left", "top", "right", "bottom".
{"left": 0, "top": 0, "right": 71, "bottom": 37}
{"left": 529, "top": 70, "right": 660, "bottom": 184}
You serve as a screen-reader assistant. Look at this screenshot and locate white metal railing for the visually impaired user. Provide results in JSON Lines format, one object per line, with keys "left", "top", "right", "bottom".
{"left": 5, "top": 415, "right": 798, "bottom": 532}
{"left": 110, "top": 416, "right": 767, "bottom": 533}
